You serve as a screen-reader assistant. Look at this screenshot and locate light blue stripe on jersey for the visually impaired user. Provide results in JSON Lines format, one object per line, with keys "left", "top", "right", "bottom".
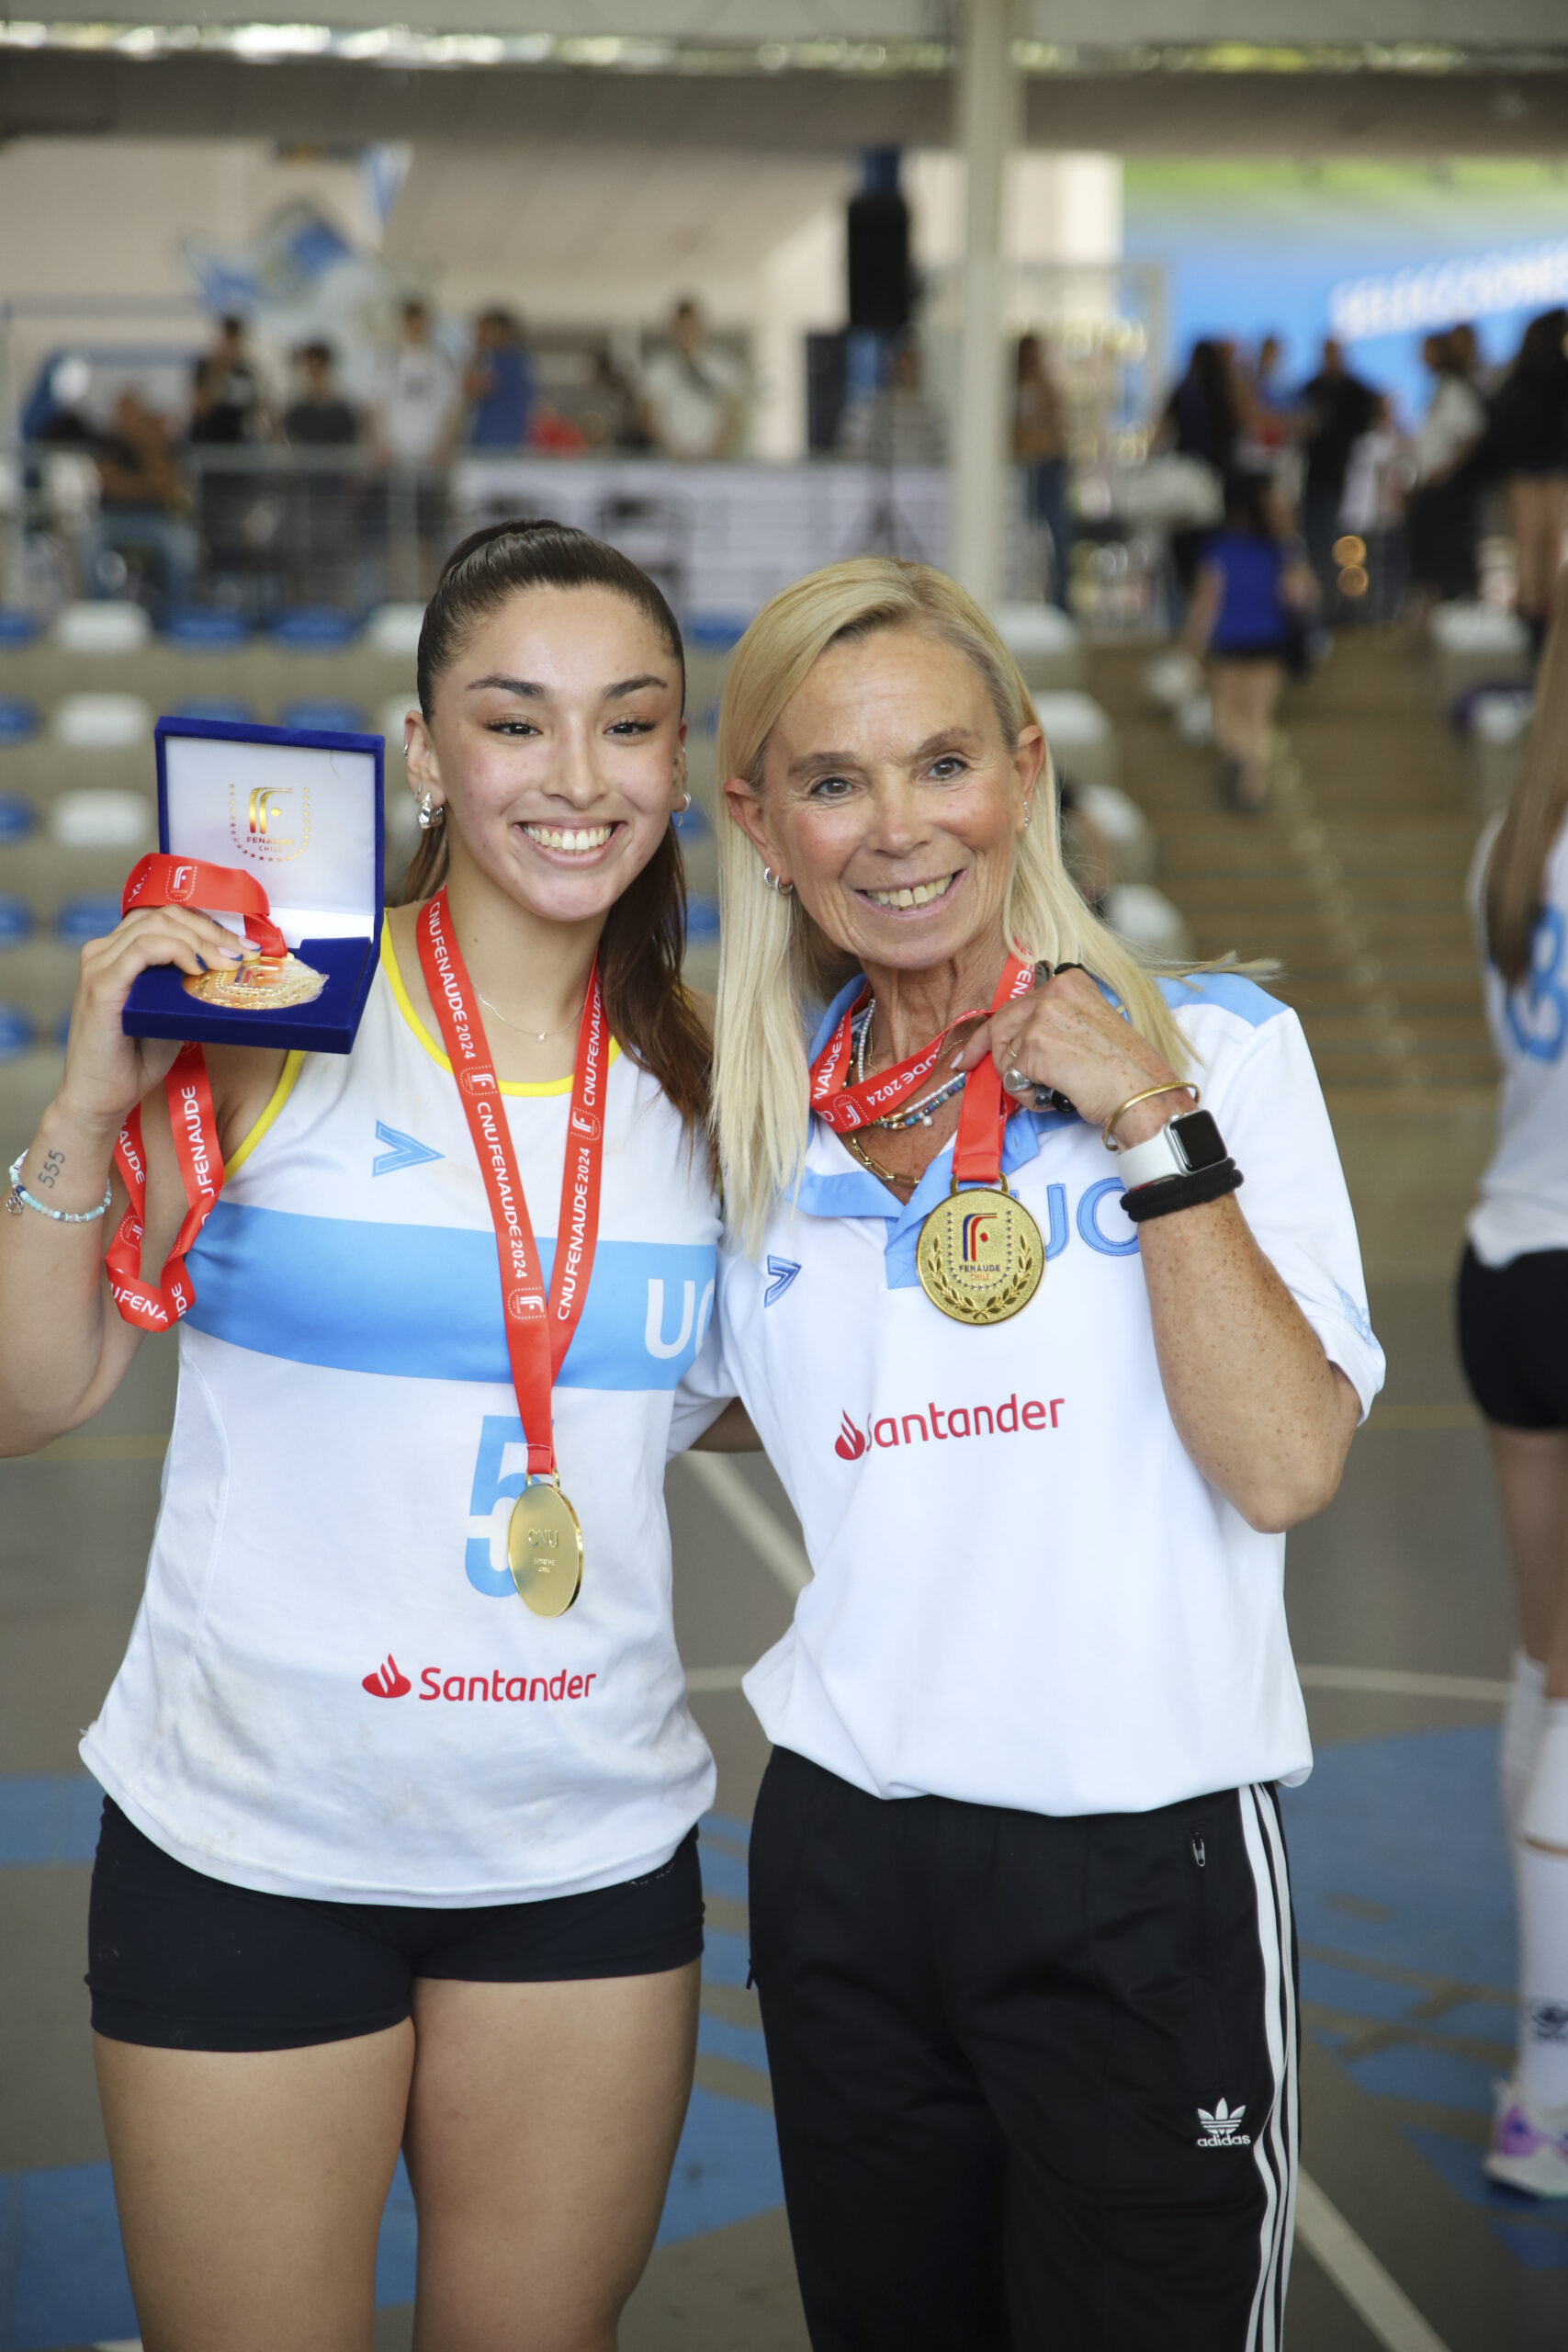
{"left": 183, "top": 1202, "right": 715, "bottom": 1387}
{"left": 1157, "top": 970, "right": 1285, "bottom": 1026}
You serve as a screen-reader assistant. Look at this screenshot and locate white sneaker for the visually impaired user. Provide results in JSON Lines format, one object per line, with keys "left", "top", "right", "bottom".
{"left": 1484, "top": 2075, "right": 1568, "bottom": 2198}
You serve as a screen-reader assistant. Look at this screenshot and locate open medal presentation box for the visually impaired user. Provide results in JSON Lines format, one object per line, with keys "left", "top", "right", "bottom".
{"left": 123, "top": 717, "right": 385, "bottom": 1055}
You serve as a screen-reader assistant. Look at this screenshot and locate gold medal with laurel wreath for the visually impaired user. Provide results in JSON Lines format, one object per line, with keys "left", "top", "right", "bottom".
{"left": 916, "top": 1182, "right": 1044, "bottom": 1326}
{"left": 183, "top": 953, "right": 326, "bottom": 1011}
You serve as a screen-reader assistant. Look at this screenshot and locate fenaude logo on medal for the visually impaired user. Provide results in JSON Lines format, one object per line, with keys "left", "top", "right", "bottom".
{"left": 460, "top": 1068, "right": 499, "bottom": 1098}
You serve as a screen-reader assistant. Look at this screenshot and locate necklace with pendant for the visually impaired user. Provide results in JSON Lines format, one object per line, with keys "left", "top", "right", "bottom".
{"left": 474, "top": 987, "right": 582, "bottom": 1043}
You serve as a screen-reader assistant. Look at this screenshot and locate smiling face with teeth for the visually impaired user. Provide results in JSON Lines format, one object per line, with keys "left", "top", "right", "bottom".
{"left": 725, "top": 625, "right": 1043, "bottom": 1042}
{"left": 407, "top": 584, "right": 686, "bottom": 930}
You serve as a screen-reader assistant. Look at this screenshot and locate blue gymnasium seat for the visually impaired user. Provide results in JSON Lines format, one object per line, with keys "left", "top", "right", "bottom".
{"left": 0, "top": 795, "right": 33, "bottom": 842}
{"left": 687, "top": 895, "right": 720, "bottom": 943}
{"left": 164, "top": 610, "right": 253, "bottom": 650}
{"left": 0, "top": 1005, "right": 32, "bottom": 1058}
{"left": 280, "top": 699, "right": 368, "bottom": 736}
{"left": 169, "top": 698, "right": 259, "bottom": 726}
{"left": 0, "top": 697, "right": 38, "bottom": 745}
{"left": 0, "top": 611, "right": 40, "bottom": 650}
{"left": 56, "top": 896, "right": 124, "bottom": 946}
{"left": 0, "top": 895, "right": 34, "bottom": 945}
{"left": 273, "top": 607, "right": 362, "bottom": 650}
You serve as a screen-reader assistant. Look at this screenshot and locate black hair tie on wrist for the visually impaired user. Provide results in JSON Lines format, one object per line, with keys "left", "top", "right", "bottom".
{"left": 1121, "top": 1160, "right": 1244, "bottom": 1222}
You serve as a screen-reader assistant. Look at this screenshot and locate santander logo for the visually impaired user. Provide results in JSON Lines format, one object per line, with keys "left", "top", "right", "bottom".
{"left": 834, "top": 1392, "right": 1065, "bottom": 1456}
{"left": 363, "top": 1653, "right": 412, "bottom": 1698}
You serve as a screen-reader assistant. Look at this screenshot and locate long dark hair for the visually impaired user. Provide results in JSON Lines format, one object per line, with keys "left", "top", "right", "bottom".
{"left": 1486, "top": 588, "right": 1568, "bottom": 988}
{"left": 403, "top": 517, "right": 710, "bottom": 1154}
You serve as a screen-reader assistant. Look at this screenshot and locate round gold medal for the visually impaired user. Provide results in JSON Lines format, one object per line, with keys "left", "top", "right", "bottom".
{"left": 506, "top": 1476, "right": 584, "bottom": 1617}
{"left": 916, "top": 1180, "right": 1044, "bottom": 1327}
{"left": 183, "top": 952, "right": 326, "bottom": 1011}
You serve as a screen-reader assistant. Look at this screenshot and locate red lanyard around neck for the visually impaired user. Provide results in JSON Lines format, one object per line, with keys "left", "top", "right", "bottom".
{"left": 415, "top": 889, "right": 606, "bottom": 1478}
{"left": 807, "top": 952, "right": 1035, "bottom": 1182}
{"left": 107, "top": 854, "right": 283, "bottom": 1330}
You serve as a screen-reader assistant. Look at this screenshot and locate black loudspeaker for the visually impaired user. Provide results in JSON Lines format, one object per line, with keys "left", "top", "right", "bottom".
{"left": 847, "top": 193, "right": 910, "bottom": 334}
{"left": 806, "top": 332, "right": 848, "bottom": 454}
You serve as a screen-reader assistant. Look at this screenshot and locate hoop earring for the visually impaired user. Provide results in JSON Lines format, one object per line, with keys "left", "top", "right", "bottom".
{"left": 762, "top": 866, "right": 794, "bottom": 895}
{"left": 416, "top": 792, "right": 445, "bottom": 831}
{"left": 674, "top": 790, "right": 692, "bottom": 813}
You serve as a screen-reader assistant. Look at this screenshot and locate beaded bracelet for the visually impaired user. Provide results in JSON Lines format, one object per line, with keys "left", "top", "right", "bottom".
{"left": 6, "top": 1151, "right": 112, "bottom": 1224}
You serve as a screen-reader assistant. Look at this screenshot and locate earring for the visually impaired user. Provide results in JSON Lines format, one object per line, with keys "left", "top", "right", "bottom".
{"left": 675, "top": 790, "right": 692, "bottom": 812}
{"left": 416, "top": 792, "right": 444, "bottom": 831}
{"left": 761, "top": 866, "right": 794, "bottom": 895}
{"left": 1022, "top": 798, "right": 1033, "bottom": 831}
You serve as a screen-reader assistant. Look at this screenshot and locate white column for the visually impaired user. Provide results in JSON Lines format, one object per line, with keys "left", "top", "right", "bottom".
{"left": 950, "top": 0, "right": 1017, "bottom": 608}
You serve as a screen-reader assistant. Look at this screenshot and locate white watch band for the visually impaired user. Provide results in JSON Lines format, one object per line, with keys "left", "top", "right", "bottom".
{"left": 1116, "top": 1125, "right": 1188, "bottom": 1191}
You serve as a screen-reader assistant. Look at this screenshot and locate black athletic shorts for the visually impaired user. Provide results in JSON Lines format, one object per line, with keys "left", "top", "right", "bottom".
{"left": 750, "top": 1747, "right": 1297, "bottom": 2352}
{"left": 1458, "top": 1243, "right": 1568, "bottom": 1430}
{"left": 87, "top": 1798, "right": 704, "bottom": 2052}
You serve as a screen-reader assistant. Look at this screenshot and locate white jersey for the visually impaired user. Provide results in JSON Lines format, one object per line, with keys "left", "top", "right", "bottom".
{"left": 1467, "top": 815, "right": 1568, "bottom": 1268}
{"left": 695, "top": 974, "right": 1383, "bottom": 1819}
{"left": 83, "top": 926, "right": 722, "bottom": 1904}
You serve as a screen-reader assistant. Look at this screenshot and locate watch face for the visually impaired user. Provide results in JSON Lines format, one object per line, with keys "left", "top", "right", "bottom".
{"left": 1171, "top": 1110, "right": 1227, "bottom": 1172}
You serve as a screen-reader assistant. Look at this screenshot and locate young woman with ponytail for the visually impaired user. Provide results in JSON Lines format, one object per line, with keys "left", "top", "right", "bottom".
{"left": 0, "top": 520, "right": 740, "bottom": 2350}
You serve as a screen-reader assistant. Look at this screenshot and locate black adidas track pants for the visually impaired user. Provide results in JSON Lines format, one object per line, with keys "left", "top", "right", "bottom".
{"left": 749, "top": 1747, "right": 1298, "bottom": 2352}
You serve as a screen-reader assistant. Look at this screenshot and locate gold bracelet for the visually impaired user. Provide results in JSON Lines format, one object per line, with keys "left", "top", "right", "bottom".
{"left": 1101, "top": 1081, "right": 1199, "bottom": 1152}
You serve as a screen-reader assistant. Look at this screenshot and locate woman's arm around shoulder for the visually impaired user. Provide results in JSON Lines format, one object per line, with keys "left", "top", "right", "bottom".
{"left": 0, "top": 911, "right": 283, "bottom": 1454}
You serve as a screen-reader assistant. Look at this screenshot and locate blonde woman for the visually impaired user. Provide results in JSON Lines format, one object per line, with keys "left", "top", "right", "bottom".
{"left": 1461, "top": 589, "right": 1568, "bottom": 2197}
{"left": 696, "top": 559, "right": 1383, "bottom": 2349}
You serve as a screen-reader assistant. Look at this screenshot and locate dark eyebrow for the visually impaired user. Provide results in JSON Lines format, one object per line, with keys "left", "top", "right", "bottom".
{"left": 464, "top": 672, "right": 672, "bottom": 701}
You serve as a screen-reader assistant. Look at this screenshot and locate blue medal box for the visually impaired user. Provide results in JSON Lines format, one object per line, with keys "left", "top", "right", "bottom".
{"left": 122, "top": 716, "right": 385, "bottom": 1056}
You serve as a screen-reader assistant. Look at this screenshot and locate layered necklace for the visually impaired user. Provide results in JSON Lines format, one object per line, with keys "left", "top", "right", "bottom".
{"left": 851, "top": 999, "right": 968, "bottom": 1131}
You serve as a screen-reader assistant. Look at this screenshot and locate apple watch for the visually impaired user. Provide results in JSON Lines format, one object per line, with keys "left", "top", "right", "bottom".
{"left": 1115, "top": 1108, "right": 1231, "bottom": 1193}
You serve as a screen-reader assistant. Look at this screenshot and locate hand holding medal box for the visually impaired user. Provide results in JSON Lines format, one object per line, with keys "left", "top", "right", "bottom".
{"left": 809, "top": 956, "right": 1045, "bottom": 1328}
{"left": 416, "top": 889, "right": 604, "bottom": 1617}
{"left": 121, "top": 717, "right": 385, "bottom": 1057}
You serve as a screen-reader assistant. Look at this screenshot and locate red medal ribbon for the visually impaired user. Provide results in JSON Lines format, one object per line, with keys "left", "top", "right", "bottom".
{"left": 416, "top": 889, "right": 605, "bottom": 1479}
{"left": 107, "top": 853, "right": 289, "bottom": 1329}
{"left": 807, "top": 954, "right": 1035, "bottom": 1177}
{"left": 952, "top": 955, "right": 1036, "bottom": 1184}
{"left": 121, "top": 854, "right": 287, "bottom": 960}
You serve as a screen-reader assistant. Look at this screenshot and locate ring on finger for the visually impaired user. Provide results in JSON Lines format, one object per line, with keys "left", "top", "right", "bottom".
{"left": 1002, "top": 1063, "right": 1032, "bottom": 1097}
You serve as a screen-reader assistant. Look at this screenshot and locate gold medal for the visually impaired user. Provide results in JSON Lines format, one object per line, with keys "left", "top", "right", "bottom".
{"left": 183, "top": 952, "right": 326, "bottom": 1011}
{"left": 916, "top": 1179, "right": 1043, "bottom": 1326}
{"left": 506, "top": 1476, "right": 584, "bottom": 1618}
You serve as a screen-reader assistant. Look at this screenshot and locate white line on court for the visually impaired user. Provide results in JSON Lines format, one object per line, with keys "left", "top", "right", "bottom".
{"left": 1296, "top": 1664, "right": 1508, "bottom": 1704}
{"left": 679, "top": 1453, "right": 811, "bottom": 1595}
{"left": 1294, "top": 2174, "right": 1452, "bottom": 2352}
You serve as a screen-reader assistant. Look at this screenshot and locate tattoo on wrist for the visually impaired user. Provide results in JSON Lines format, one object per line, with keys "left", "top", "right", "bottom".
{"left": 37, "top": 1149, "right": 65, "bottom": 1190}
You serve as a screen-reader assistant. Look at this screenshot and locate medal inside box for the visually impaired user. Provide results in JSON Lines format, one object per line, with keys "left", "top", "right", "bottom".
{"left": 123, "top": 718, "right": 385, "bottom": 1055}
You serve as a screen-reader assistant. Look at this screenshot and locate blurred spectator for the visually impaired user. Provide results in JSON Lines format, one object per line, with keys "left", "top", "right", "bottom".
{"left": 1240, "top": 334, "right": 1295, "bottom": 458}
{"left": 1157, "top": 338, "right": 1242, "bottom": 597}
{"left": 639, "top": 300, "right": 746, "bottom": 460}
{"left": 189, "top": 314, "right": 272, "bottom": 447}
{"left": 21, "top": 353, "right": 94, "bottom": 447}
{"left": 1300, "top": 337, "right": 1378, "bottom": 617}
{"left": 529, "top": 404, "right": 588, "bottom": 455}
{"left": 283, "top": 343, "right": 358, "bottom": 607}
{"left": 1485, "top": 309, "right": 1568, "bottom": 658}
{"left": 463, "top": 309, "right": 534, "bottom": 451}
{"left": 838, "top": 339, "right": 946, "bottom": 469}
{"left": 1183, "top": 470, "right": 1315, "bottom": 813}
{"left": 85, "top": 389, "right": 197, "bottom": 612}
{"left": 1056, "top": 775, "right": 1114, "bottom": 914}
{"left": 374, "top": 300, "right": 460, "bottom": 596}
{"left": 1013, "top": 334, "right": 1074, "bottom": 611}
{"left": 1408, "top": 329, "right": 1485, "bottom": 611}
{"left": 284, "top": 342, "right": 358, "bottom": 447}
{"left": 375, "top": 300, "right": 460, "bottom": 469}
{"left": 581, "top": 350, "right": 644, "bottom": 452}
{"left": 1341, "top": 392, "right": 1415, "bottom": 625}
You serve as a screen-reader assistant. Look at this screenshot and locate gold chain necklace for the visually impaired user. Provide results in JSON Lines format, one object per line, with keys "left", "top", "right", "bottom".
{"left": 474, "top": 987, "right": 582, "bottom": 1042}
{"left": 842, "top": 1132, "right": 916, "bottom": 1190}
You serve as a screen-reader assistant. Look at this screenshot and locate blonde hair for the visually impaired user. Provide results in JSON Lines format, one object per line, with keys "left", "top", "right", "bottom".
{"left": 1486, "top": 585, "right": 1568, "bottom": 987}
{"left": 713, "top": 557, "right": 1196, "bottom": 1253}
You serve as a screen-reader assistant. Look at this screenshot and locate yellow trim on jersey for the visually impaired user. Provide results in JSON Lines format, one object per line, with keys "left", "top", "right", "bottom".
{"left": 226, "top": 1050, "right": 304, "bottom": 1176}
{"left": 380, "top": 916, "right": 620, "bottom": 1097}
